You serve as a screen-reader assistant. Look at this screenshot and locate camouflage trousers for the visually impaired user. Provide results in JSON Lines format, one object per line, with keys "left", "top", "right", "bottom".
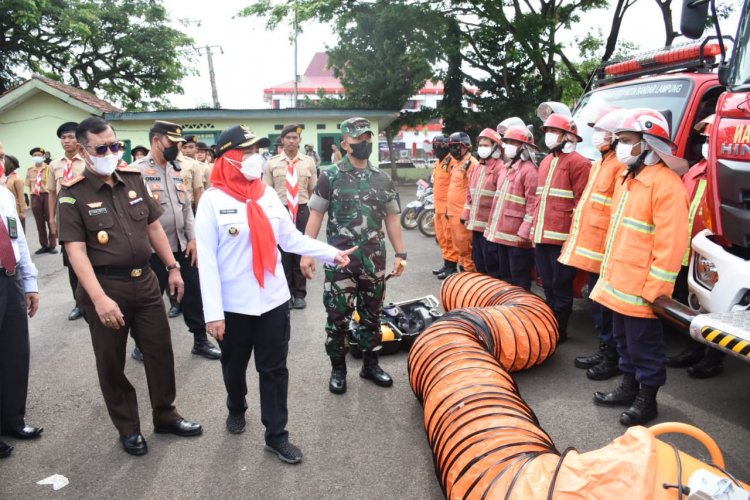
{"left": 323, "top": 265, "right": 386, "bottom": 358}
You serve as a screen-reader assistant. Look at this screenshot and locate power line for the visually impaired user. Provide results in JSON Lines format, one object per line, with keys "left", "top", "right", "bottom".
{"left": 194, "top": 45, "right": 224, "bottom": 109}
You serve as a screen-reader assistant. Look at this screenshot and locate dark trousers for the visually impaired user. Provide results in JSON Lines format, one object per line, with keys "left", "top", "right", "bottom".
{"left": 150, "top": 251, "right": 206, "bottom": 337}
{"left": 534, "top": 243, "right": 577, "bottom": 316}
{"left": 497, "top": 243, "right": 535, "bottom": 290}
{"left": 588, "top": 273, "right": 614, "bottom": 346}
{"left": 219, "top": 305, "right": 290, "bottom": 445}
{"left": 612, "top": 311, "right": 666, "bottom": 387}
{"left": 62, "top": 246, "right": 80, "bottom": 307}
{"left": 0, "top": 273, "right": 30, "bottom": 433}
{"left": 280, "top": 204, "right": 310, "bottom": 299}
{"left": 31, "top": 193, "right": 55, "bottom": 249}
{"left": 471, "top": 231, "right": 498, "bottom": 276}
{"left": 76, "top": 270, "right": 179, "bottom": 436}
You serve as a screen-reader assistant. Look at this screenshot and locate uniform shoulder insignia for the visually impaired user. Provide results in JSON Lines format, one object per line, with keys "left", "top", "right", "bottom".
{"left": 60, "top": 175, "right": 85, "bottom": 189}
{"left": 118, "top": 166, "right": 141, "bottom": 174}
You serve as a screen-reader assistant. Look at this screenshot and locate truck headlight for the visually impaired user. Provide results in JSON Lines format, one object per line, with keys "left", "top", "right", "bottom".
{"left": 694, "top": 253, "right": 718, "bottom": 290}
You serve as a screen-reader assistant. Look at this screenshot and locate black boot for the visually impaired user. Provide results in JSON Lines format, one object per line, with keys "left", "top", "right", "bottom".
{"left": 432, "top": 260, "right": 449, "bottom": 275}
{"left": 593, "top": 373, "right": 639, "bottom": 406}
{"left": 687, "top": 349, "right": 725, "bottom": 379}
{"left": 620, "top": 385, "right": 659, "bottom": 426}
{"left": 574, "top": 342, "right": 607, "bottom": 369}
{"left": 329, "top": 357, "right": 347, "bottom": 394}
{"left": 667, "top": 342, "right": 705, "bottom": 368}
{"left": 192, "top": 332, "right": 221, "bottom": 360}
{"left": 437, "top": 261, "right": 458, "bottom": 280}
{"left": 586, "top": 344, "right": 621, "bottom": 381}
{"left": 555, "top": 311, "right": 570, "bottom": 343}
{"left": 360, "top": 352, "right": 393, "bottom": 387}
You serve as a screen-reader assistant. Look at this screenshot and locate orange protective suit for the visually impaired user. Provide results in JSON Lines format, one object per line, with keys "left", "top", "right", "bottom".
{"left": 446, "top": 153, "right": 478, "bottom": 271}
{"left": 432, "top": 156, "right": 458, "bottom": 262}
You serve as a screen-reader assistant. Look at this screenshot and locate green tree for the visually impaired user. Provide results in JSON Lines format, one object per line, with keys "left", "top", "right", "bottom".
{"left": 1, "top": 0, "right": 194, "bottom": 110}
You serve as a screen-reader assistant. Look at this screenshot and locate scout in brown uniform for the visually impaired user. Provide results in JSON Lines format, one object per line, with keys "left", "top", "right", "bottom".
{"left": 25, "top": 147, "right": 57, "bottom": 254}
{"left": 180, "top": 135, "right": 205, "bottom": 207}
{"left": 262, "top": 124, "right": 317, "bottom": 309}
{"left": 195, "top": 142, "right": 213, "bottom": 198}
{"left": 130, "top": 121, "right": 221, "bottom": 361}
{"left": 58, "top": 117, "right": 202, "bottom": 456}
{"left": 131, "top": 145, "right": 149, "bottom": 161}
{"left": 2, "top": 155, "right": 28, "bottom": 230}
{"left": 48, "top": 122, "right": 87, "bottom": 320}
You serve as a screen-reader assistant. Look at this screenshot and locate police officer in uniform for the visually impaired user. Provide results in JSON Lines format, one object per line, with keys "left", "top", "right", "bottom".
{"left": 48, "top": 122, "right": 86, "bottom": 320}
{"left": 130, "top": 121, "right": 221, "bottom": 361}
{"left": 263, "top": 124, "right": 318, "bottom": 309}
{"left": 58, "top": 117, "right": 202, "bottom": 456}
{"left": 25, "top": 147, "right": 57, "bottom": 254}
{"left": 301, "top": 117, "right": 406, "bottom": 395}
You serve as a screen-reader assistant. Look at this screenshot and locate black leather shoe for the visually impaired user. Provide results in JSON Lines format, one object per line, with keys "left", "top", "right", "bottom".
{"left": 168, "top": 305, "right": 181, "bottom": 318}
{"left": 293, "top": 297, "right": 306, "bottom": 309}
{"left": 68, "top": 307, "right": 82, "bottom": 321}
{"left": 154, "top": 418, "right": 202, "bottom": 437}
{"left": 574, "top": 343, "right": 606, "bottom": 369}
{"left": 120, "top": 434, "right": 148, "bottom": 456}
{"left": 437, "top": 265, "right": 458, "bottom": 280}
{"left": 667, "top": 343, "right": 705, "bottom": 368}
{"left": 620, "top": 385, "right": 658, "bottom": 426}
{"left": 131, "top": 346, "right": 144, "bottom": 362}
{"left": 192, "top": 340, "right": 221, "bottom": 360}
{"left": 2, "top": 425, "right": 43, "bottom": 439}
{"left": 329, "top": 357, "right": 347, "bottom": 394}
{"left": 47, "top": 247, "right": 58, "bottom": 254}
{"left": 432, "top": 261, "right": 449, "bottom": 275}
{"left": 593, "top": 373, "right": 639, "bottom": 406}
{"left": 360, "top": 352, "right": 393, "bottom": 387}
{"left": 587, "top": 356, "right": 622, "bottom": 380}
{"left": 0, "top": 441, "right": 14, "bottom": 458}
{"left": 687, "top": 352, "right": 724, "bottom": 379}
{"left": 34, "top": 247, "right": 48, "bottom": 255}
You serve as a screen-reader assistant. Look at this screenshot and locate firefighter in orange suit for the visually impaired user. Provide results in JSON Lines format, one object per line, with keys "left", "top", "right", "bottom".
{"left": 446, "top": 132, "right": 477, "bottom": 273}
{"left": 430, "top": 135, "right": 459, "bottom": 279}
{"left": 667, "top": 113, "right": 724, "bottom": 378}
{"left": 591, "top": 108, "right": 689, "bottom": 427}
{"left": 560, "top": 107, "right": 626, "bottom": 380}
{"left": 531, "top": 114, "right": 590, "bottom": 341}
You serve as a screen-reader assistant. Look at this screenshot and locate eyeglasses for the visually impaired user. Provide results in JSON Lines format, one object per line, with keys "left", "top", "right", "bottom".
{"left": 87, "top": 143, "right": 121, "bottom": 155}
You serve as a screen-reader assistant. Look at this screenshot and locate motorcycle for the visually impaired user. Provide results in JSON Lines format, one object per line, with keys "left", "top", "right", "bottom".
{"left": 417, "top": 193, "right": 435, "bottom": 237}
{"left": 400, "top": 179, "right": 432, "bottom": 230}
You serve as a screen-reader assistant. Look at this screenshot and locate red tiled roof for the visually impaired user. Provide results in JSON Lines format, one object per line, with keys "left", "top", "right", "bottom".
{"left": 31, "top": 75, "right": 122, "bottom": 112}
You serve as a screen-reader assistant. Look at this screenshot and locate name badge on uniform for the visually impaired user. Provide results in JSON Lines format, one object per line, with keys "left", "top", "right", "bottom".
{"left": 88, "top": 207, "right": 108, "bottom": 216}
{"left": 129, "top": 197, "right": 143, "bottom": 205}
{"left": 220, "top": 209, "right": 237, "bottom": 214}
{"left": 6, "top": 217, "right": 17, "bottom": 239}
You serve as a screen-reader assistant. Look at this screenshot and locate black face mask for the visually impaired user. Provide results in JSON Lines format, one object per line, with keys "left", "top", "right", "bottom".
{"left": 349, "top": 141, "right": 372, "bottom": 160}
{"left": 449, "top": 145, "right": 465, "bottom": 159}
{"left": 435, "top": 147, "right": 450, "bottom": 161}
{"left": 163, "top": 144, "right": 179, "bottom": 162}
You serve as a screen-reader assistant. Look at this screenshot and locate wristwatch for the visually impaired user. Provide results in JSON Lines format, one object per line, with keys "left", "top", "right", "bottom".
{"left": 166, "top": 262, "right": 181, "bottom": 271}
{"left": 395, "top": 252, "right": 407, "bottom": 260}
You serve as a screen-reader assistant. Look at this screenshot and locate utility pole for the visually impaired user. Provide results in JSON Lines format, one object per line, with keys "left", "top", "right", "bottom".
{"left": 293, "top": 0, "right": 299, "bottom": 109}
{"left": 194, "top": 45, "right": 223, "bottom": 108}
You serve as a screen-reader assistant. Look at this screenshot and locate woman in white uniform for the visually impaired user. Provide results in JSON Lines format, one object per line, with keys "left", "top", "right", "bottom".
{"left": 195, "top": 125, "right": 355, "bottom": 464}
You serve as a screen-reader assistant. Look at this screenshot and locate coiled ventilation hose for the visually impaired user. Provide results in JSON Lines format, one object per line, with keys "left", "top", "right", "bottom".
{"left": 409, "top": 272, "right": 749, "bottom": 499}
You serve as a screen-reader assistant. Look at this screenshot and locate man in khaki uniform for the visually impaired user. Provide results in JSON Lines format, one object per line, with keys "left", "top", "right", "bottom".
{"left": 25, "top": 147, "right": 56, "bottom": 254}
{"left": 195, "top": 142, "right": 213, "bottom": 195}
{"left": 177, "top": 136, "right": 204, "bottom": 207}
{"left": 48, "top": 122, "right": 87, "bottom": 320}
{"left": 262, "top": 124, "right": 317, "bottom": 309}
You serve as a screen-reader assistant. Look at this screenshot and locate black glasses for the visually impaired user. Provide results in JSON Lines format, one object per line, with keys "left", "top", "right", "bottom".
{"left": 88, "top": 143, "right": 121, "bottom": 155}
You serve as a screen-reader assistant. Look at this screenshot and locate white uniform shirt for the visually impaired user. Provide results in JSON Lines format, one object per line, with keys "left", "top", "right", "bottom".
{"left": 196, "top": 185, "right": 339, "bottom": 321}
{"left": 0, "top": 186, "right": 38, "bottom": 293}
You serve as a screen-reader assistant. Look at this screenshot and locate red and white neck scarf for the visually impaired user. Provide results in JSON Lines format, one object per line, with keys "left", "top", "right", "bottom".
{"left": 285, "top": 156, "right": 299, "bottom": 223}
{"left": 34, "top": 168, "right": 43, "bottom": 196}
{"left": 63, "top": 158, "right": 74, "bottom": 181}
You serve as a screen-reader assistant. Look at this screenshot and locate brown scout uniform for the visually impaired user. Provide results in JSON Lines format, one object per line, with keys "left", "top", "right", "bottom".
{"left": 47, "top": 154, "right": 87, "bottom": 195}
{"left": 175, "top": 153, "right": 203, "bottom": 204}
{"left": 57, "top": 167, "right": 181, "bottom": 436}
{"left": 6, "top": 172, "right": 27, "bottom": 230}
{"left": 25, "top": 163, "right": 55, "bottom": 249}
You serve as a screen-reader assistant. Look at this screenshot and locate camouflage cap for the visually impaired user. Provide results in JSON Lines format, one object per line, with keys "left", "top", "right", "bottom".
{"left": 340, "top": 117, "right": 372, "bottom": 138}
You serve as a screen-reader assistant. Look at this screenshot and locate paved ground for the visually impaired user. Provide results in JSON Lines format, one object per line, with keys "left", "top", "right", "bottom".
{"left": 2, "top": 188, "right": 749, "bottom": 499}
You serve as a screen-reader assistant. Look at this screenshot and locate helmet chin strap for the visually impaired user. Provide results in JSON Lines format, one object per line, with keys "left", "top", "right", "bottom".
{"left": 622, "top": 150, "right": 650, "bottom": 183}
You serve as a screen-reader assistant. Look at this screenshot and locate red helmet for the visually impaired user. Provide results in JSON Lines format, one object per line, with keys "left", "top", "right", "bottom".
{"left": 477, "top": 127, "right": 503, "bottom": 146}
{"left": 593, "top": 108, "right": 628, "bottom": 134}
{"left": 541, "top": 113, "right": 582, "bottom": 142}
{"left": 615, "top": 108, "right": 674, "bottom": 148}
{"left": 586, "top": 104, "right": 622, "bottom": 127}
{"left": 503, "top": 126, "right": 538, "bottom": 149}
{"left": 694, "top": 114, "right": 716, "bottom": 137}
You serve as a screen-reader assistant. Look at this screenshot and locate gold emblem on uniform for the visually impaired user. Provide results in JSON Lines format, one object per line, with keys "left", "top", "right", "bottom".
{"left": 146, "top": 169, "right": 157, "bottom": 175}
{"left": 153, "top": 192, "right": 160, "bottom": 201}
{"left": 97, "top": 231, "right": 109, "bottom": 245}
{"left": 228, "top": 226, "right": 240, "bottom": 236}
{"left": 128, "top": 190, "right": 137, "bottom": 199}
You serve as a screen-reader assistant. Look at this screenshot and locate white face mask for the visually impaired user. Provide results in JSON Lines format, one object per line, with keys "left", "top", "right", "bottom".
{"left": 544, "top": 132, "right": 561, "bottom": 150}
{"left": 88, "top": 153, "right": 118, "bottom": 176}
{"left": 491, "top": 148, "right": 502, "bottom": 159}
{"left": 701, "top": 142, "right": 709, "bottom": 160}
{"left": 32, "top": 156, "right": 44, "bottom": 164}
{"left": 240, "top": 153, "right": 265, "bottom": 180}
{"left": 591, "top": 130, "right": 610, "bottom": 150}
{"left": 504, "top": 144, "right": 518, "bottom": 159}
{"left": 477, "top": 146, "right": 493, "bottom": 159}
{"left": 615, "top": 142, "right": 643, "bottom": 166}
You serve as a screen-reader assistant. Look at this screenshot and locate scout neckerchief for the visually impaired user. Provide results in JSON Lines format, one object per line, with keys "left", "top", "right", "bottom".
{"left": 33, "top": 167, "right": 43, "bottom": 196}
{"left": 211, "top": 149, "right": 277, "bottom": 287}
{"left": 63, "top": 158, "right": 74, "bottom": 181}
{"left": 285, "top": 155, "right": 299, "bottom": 223}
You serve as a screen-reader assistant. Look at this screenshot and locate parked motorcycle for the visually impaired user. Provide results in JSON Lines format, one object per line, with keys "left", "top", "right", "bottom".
{"left": 401, "top": 179, "right": 432, "bottom": 230}
{"left": 417, "top": 193, "right": 435, "bottom": 237}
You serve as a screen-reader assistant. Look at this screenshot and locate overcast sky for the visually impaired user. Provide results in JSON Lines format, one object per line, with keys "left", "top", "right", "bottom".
{"left": 163, "top": 0, "right": 741, "bottom": 110}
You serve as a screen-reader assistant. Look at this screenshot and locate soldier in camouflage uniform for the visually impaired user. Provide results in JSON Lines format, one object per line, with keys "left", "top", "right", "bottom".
{"left": 301, "top": 117, "right": 406, "bottom": 395}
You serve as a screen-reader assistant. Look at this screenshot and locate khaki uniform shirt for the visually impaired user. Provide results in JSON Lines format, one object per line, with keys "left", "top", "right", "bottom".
{"left": 200, "top": 161, "right": 212, "bottom": 190}
{"left": 25, "top": 164, "right": 51, "bottom": 194}
{"left": 132, "top": 154, "right": 195, "bottom": 252}
{"left": 57, "top": 167, "right": 163, "bottom": 268}
{"left": 177, "top": 154, "right": 204, "bottom": 203}
{"left": 47, "top": 154, "right": 87, "bottom": 194}
{"left": 262, "top": 152, "right": 318, "bottom": 206}
{"left": 6, "top": 173, "right": 27, "bottom": 215}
